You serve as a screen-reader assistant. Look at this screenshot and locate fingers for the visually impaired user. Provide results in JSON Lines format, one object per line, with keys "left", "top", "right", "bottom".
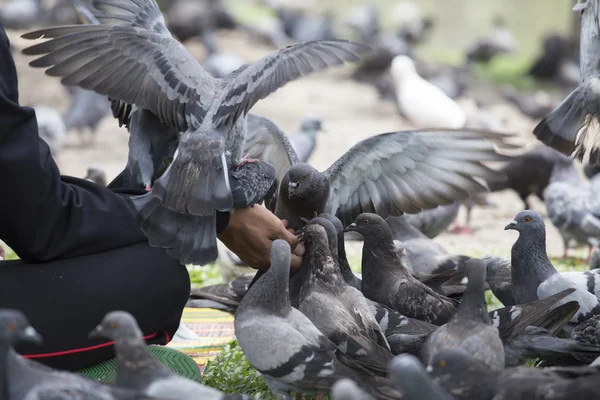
{"left": 290, "top": 253, "right": 302, "bottom": 271}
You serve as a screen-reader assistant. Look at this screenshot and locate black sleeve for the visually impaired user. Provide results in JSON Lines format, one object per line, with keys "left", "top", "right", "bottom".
{"left": 0, "top": 24, "right": 228, "bottom": 263}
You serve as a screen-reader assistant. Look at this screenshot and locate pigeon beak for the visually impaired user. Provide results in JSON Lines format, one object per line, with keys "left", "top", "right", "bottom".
{"left": 504, "top": 220, "right": 517, "bottom": 230}
{"left": 344, "top": 223, "right": 357, "bottom": 232}
{"left": 288, "top": 182, "right": 298, "bottom": 198}
{"left": 88, "top": 325, "right": 104, "bottom": 339}
{"left": 20, "top": 326, "right": 43, "bottom": 345}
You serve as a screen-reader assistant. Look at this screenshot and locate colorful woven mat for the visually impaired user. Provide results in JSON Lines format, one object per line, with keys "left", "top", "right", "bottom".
{"left": 166, "top": 308, "right": 235, "bottom": 373}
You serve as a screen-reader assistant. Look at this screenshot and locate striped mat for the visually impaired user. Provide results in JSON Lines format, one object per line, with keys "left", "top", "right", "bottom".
{"left": 166, "top": 308, "right": 235, "bottom": 373}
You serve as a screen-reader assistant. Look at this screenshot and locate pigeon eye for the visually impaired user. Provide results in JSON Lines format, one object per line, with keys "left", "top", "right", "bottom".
{"left": 109, "top": 322, "right": 117, "bottom": 329}
{"left": 524, "top": 216, "right": 531, "bottom": 223}
{"left": 8, "top": 322, "right": 16, "bottom": 331}
{"left": 439, "top": 359, "right": 446, "bottom": 368}
{"left": 302, "top": 175, "right": 308, "bottom": 180}
{"left": 364, "top": 220, "right": 369, "bottom": 225}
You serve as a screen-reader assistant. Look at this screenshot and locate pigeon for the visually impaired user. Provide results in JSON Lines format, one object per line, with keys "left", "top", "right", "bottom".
{"left": 542, "top": 157, "right": 600, "bottom": 258}
{"left": 89, "top": 310, "right": 251, "bottom": 399}
{"left": 528, "top": 34, "right": 579, "bottom": 87}
{"left": 32, "top": 104, "right": 67, "bottom": 157}
{"left": 422, "top": 259, "right": 505, "bottom": 371}
{"left": 465, "top": 16, "right": 516, "bottom": 63}
{"left": 294, "top": 219, "right": 394, "bottom": 376}
{"left": 234, "top": 240, "right": 400, "bottom": 400}
{"left": 393, "top": 1, "right": 434, "bottom": 46}
{"left": 486, "top": 144, "right": 572, "bottom": 210}
{"left": 345, "top": 213, "right": 458, "bottom": 325}
{"left": 276, "top": 8, "right": 336, "bottom": 43}
{"left": 84, "top": 166, "right": 107, "bottom": 186}
{"left": 428, "top": 349, "right": 497, "bottom": 400}
{"left": 330, "top": 379, "right": 373, "bottom": 400}
{"left": 0, "top": 309, "right": 155, "bottom": 400}
{"left": 533, "top": 0, "right": 600, "bottom": 162}
{"left": 165, "top": 0, "right": 235, "bottom": 50}
{"left": 242, "top": 114, "right": 516, "bottom": 231}
{"left": 21, "top": 0, "right": 369, "bottom": 266}
{"left": 503, "top": 325, "right": 600, "bottom": 367}
{"left": 400, "top": 202, "right": 460, "bottom": 239}
{"left": 201, "top": 52, "right": 247, "bottom": 79}
{"left": 502, "top": 86, "right": 559, "bottom": 120}
{"left": 384, "top": 215, "right": 471, "bottom": 277}
{"left": 389, "top": 354, "right": 455, "bottom": 400}
{"left": 505, "top": 210, "right": 600, "bottom": 326}
{"left": 482, "top": 255, "right": 515, "bottom": 306}
{"left": 289, "top": 116, "right": 324, "bottom": 163}
{"left": 63, "top": 86, "right": 111, "bottom": 144}
{"left": 390, "top": 55, "right": 466, "bottom": 129}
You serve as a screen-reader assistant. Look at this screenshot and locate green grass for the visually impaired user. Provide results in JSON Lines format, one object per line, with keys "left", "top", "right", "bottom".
{"left": 187, "top": 263, "right": 224, "bottom": 288}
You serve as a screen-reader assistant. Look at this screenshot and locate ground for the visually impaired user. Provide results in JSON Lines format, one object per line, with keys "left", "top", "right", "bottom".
{"left": 4, "top": 28, "right": 588, "bottom": 267}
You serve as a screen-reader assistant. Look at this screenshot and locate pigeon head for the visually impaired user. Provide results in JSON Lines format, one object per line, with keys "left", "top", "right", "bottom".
{"left": 298, "top": 223, "right": 330, "bottom": 249}
{"left": 318, "top": 213, "right": 344, "bottom": 237}
{"left": 305, "top": 217, "right": 339, "bottom": 259}
{"left": 285, "top": 163, "right": 326, "bottom": 201}
{"left": 300, "top": 116, "right": 324, "bottom": 135}
{"left": 390, "top": 55, "right": 417, "bottom": 80}
{"left": 504, "top": 210, "right": 545, "bottom": 234}
{"left": 0, "top": 309, "right": 42, "bottom": 346}
{"left": 89, "top": 311, "right": 143, "bottom": 343}
{"left": 389, "top": 354, "right": 451, "bottom": 399}
{"left": 270, "top": 239, "right": 292, "bottom": 278}
{"left": 345, "top": 213, "right": 392, "bottom": 238}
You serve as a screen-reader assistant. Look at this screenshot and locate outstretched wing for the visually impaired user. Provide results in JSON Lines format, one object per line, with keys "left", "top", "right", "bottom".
{"left": 21, "top": 0, "right": 216, "bottom": 132}
{"left": 213, "top": 40, "right": 371, "bottom": 128}
{"left": 324, "top": 129, "right": 517, "bottom": 226}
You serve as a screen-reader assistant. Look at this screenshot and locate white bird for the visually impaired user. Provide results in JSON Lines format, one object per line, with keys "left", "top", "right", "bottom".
{"left": 390, "top": 55, "right": 467, "bottom": 129}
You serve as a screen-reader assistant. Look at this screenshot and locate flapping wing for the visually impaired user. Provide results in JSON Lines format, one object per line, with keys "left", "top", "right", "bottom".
{"left": 324, "top": 129, "right": 517, "bottom": 227}
{"left": 22, "top": 9, "right": 215, "bottom": 132}
{"left": 244, "top": 114, "right": 300, "bottom": 184}
{"left": 213, "top": 40, "right": 371, "bottom": 128}
{"left": 90, "top": 0, "right": 173, "bottom": 35}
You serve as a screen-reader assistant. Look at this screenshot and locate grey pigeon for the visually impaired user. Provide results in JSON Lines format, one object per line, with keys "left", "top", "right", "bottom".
{"left": 543, "top": 157, "right": 600, "bottom": 258}
{"left": 21, "top": 0, "right": 368, "bottom": 266}
{"left": 276, "top": 8, "right": 336, "bottom": 43}
{"left": 234, "top": 240, "right": 400, "bottom": 400}
{"left": 242, "top": 115, "right": 516, "bottom": 231}
{"left": 289, "top": 116, "right": 323, "bottom": 163}
{"left": 0, "top": 309, "right": 154, "bottom": 400}
{"left": 486, "top": 144, "right": 572, "bottom": 210}
{"left": 389, "top": 354, "right": 455, "bottom": 400}
{"left": 345, "top": 213, "right": 458, "bottom": 325}
{"left": 330, "top": 379, "right": 373, "bottom": 400}
{"left": 465, "top": 15, "right": 516, "bottom": 63}
{"left": 503, "top": 325, "right": 600, "bottom": 367}
{"left": 505, "top": 210, "right": 600, "bottom": 327}
{"left": 90, "top": 310, "right": 251, "bottom": 399}
{"left": 422, "top": 259, "right": 505, "bottom": 371}
{"left": 482, "top": 255, "right": 515, "bottom": 306}
{"left": 384, "top": 215, "right": 471, "bottom": 277}
{"left": 294, "top": 219, "right": 394, "bottom": 376}
{"left": 84, "top": 166, "right": 107, "bottom": 186}
{"left": 400, "top": 202, "right": 460, "bottom": 239}
{"left": 502, "top": 86, "right": 558, "bottom": 120}
{"left": 534, "top": 0, "right": 600, "bottom": 162}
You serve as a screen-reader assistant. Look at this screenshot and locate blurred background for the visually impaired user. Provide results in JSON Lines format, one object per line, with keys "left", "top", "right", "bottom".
{"left": 0, "top": 0, "right": 587, "bottom": 267}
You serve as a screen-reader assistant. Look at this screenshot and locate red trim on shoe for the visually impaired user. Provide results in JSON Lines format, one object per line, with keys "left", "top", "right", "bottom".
{"left": 162, "top": 329, "right": 171, "bottom": 345}
{"left": 22, "top": 332, "right": 159, "bottom": 359}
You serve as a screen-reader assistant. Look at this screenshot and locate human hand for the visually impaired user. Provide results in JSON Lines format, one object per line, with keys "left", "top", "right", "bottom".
{"left": 217, "top": 205, "right": 303, "bottom": 271}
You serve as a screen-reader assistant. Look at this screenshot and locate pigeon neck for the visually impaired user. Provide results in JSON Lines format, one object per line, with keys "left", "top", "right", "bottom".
{"left": 511, "top": 230, "right": 557, "bottom": 302}
{"left": 303, "top": 238, "right": 344, "bottom": 287}
{"left": 239, "top": 271, "right": 291, "bottom": 317}
{"left": 337, "top": 236, "right": 355, "bottom": 281}
{"left": 454, "top": 269, "right": 490, "bottom": 324}
{"left": 114, "top": 336, "right": 168, "bottom": 387}
{"left": 361, "top": 226, "right": 404, "bottom": 276}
